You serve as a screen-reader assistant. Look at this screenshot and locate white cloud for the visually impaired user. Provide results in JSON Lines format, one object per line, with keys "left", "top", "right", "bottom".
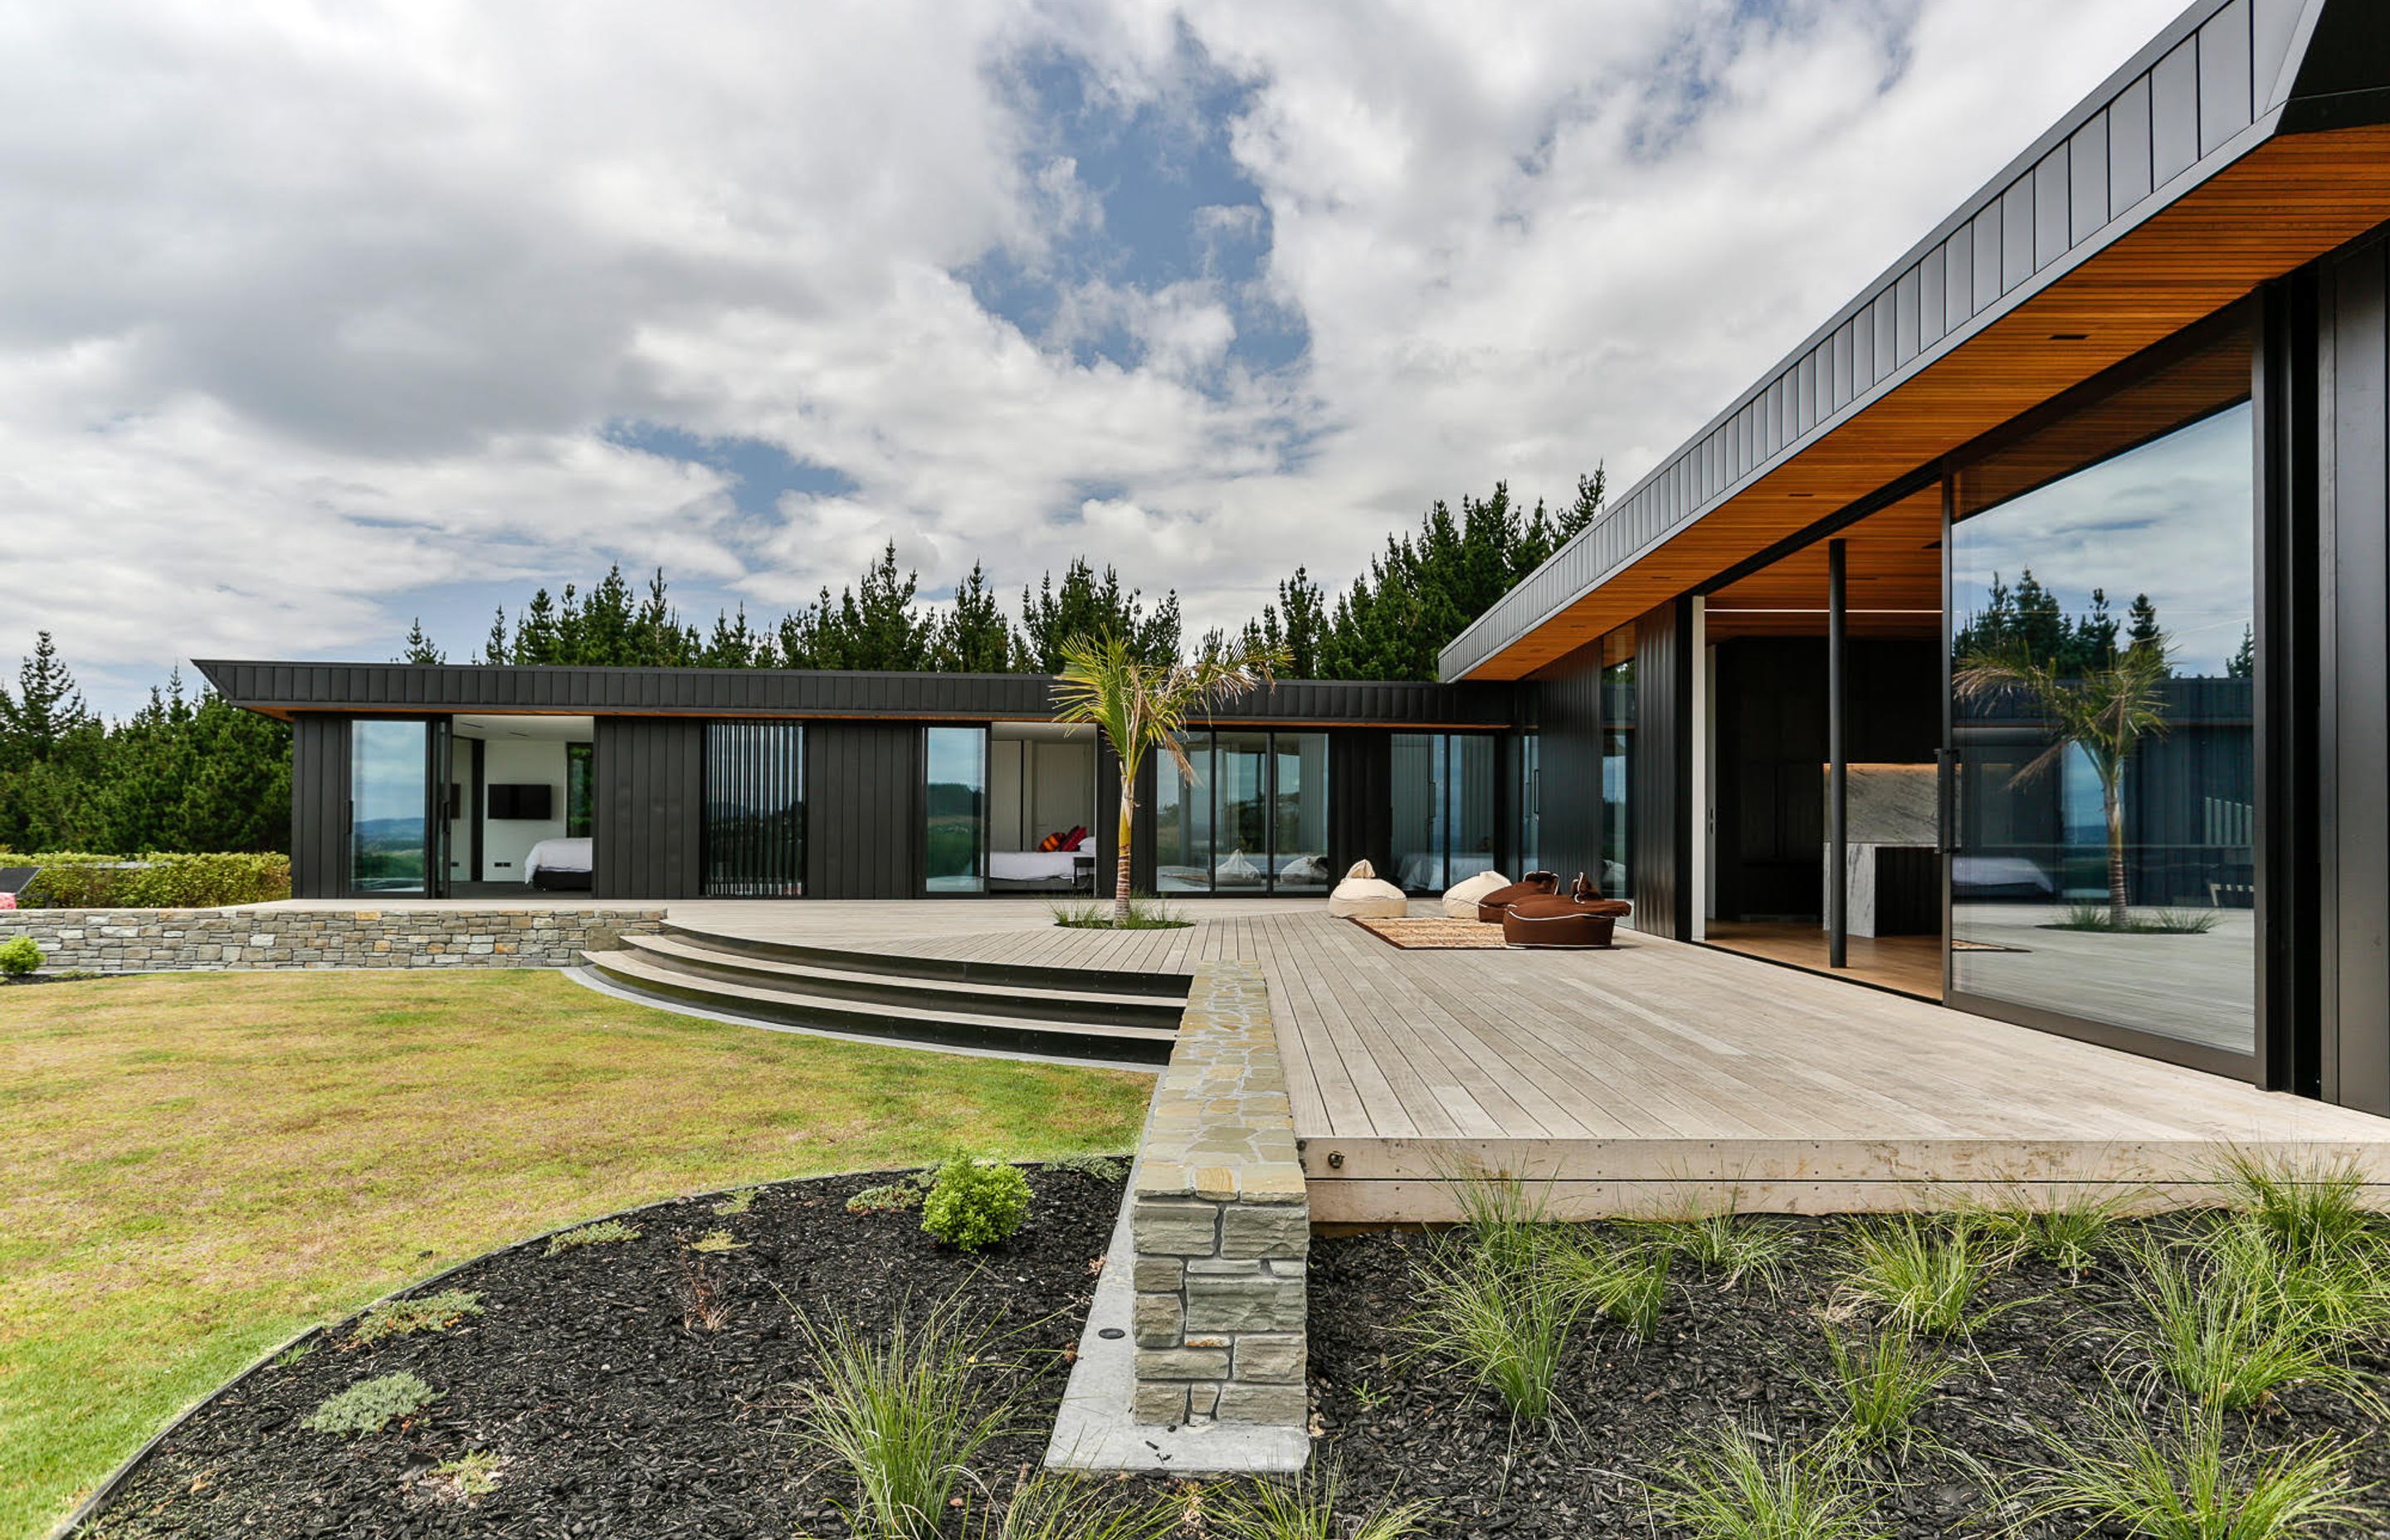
{"left": 0, "top": 0, "right": 2189, "bottom": 710}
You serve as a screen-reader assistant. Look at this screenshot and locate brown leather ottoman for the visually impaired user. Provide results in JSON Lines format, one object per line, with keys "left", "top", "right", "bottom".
{"left": 1500, "top": 883, "right": 1632, "bottom": 948}
{"left": 1475, "top": 870, "right": 1558, "bottom": 924}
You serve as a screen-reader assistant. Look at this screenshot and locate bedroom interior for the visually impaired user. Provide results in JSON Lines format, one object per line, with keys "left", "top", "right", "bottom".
{"left": 986, "top": 722, "right": 1098, "bottom": 893}
{"left": 443, "top": 714, "right": 595, "bottom": 894}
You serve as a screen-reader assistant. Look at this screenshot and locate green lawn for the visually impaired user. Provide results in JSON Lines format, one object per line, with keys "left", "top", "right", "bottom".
{"left": 0, "top": 970, "right": 1152, "bottom": 1538}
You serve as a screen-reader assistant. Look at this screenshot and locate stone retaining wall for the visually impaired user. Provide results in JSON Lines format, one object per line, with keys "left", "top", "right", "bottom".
{"left": 0, "top": 907, "right": 665, "bottom": 972}
{"left": 1130, "top": 961, "right": 1309, "bottom": 1426}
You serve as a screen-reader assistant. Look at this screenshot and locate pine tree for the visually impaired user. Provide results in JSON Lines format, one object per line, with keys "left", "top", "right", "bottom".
{"left": 483, "top": 608, "right": 510, "bottom": 665}
{"left": 1017, "top": 558, "right": 1177, "bottom": 670}
{"left": 0, "top": 631, "right": 95, "bottom": 765}
{"left": 934, "top": 562, "right": 1014, "bottom": 672}
{"left": 2227, "top": 623, "right": 2256, "bottom": 680}
{"left": 514, "top": 590, "right": 561, "bottom": 664}
{"left": 398, "top": 618, "right": 445, "bottom": 665}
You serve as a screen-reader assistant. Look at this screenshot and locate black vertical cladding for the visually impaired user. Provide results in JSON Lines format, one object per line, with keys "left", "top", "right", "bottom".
{"left": 1329, "top": 729, "right": 1393, "bottom": 881}
{"left": 1534, "top": 639, "right": 1607, "bottom": 891}
{"left": 592, "top": 718, "right": 705, "bottom": 899}
{"left": 2316, "top": 232, "right": 2390, "bottom": 1114}
{"left": 290, "top": 715, "right": 351, "bottom": 899}
{"left": 1632, "top": 601, "right": 1695, "bottom": 939}
{"left": 804, "top": 722, "right": 922, "bottom": 899}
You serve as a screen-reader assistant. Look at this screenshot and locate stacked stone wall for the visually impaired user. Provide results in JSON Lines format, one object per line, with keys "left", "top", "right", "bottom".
{"left": 0, "top": 908, "right": 664, "bottom": 971}
{"left": 1129, "top": 961, "right": 1309, "bottom": 1425}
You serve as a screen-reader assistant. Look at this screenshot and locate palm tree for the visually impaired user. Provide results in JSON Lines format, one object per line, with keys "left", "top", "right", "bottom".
{"left": 1953, "top": 635, "right": 2172, "bottom": 929}
{"left": 1052, "top": 631, "right": 1288, "bottom": 925}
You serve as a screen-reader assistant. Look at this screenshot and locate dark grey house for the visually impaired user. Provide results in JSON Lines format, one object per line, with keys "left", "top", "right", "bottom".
{"left": 202, "top": 0, "right": 2390, "bottom": 1114}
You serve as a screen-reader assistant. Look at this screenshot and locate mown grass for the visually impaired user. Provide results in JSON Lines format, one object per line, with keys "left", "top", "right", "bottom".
{"left": 0, "top": 969, "right": 1152, "bottom": 1538}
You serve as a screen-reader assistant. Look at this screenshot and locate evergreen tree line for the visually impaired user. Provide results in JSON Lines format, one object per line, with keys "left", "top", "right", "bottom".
{"left": 423, "top": 470, "right": 1607, "bottom": 683}
{"left": 1952, "top": 568, "right": 2255, "bottom": 680}
{"left": 0, "top": 633, "right": 291, "bottom": 855}
{"left": 8, "top": 469, "right": 1607, "bottom": 855}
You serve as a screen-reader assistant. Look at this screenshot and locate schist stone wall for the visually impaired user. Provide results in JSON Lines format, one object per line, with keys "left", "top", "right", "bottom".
{"left": 0, "top": 908, "right": 666, "bottom": 972}
{"left": 1129, "top": 961, "right": 1310, "bottom": 1426}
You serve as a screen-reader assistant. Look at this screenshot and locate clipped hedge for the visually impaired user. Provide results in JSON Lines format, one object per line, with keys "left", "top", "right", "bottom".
{"left": 0, "top": 851, "right": 293, "bottom": 909}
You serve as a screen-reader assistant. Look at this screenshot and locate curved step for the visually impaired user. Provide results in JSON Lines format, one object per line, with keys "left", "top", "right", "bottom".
{"left": 660, "top": 920, "right": 1192, "bottom": 998}
{"left": 582, "top": 948, "right": 1178, "bottom": 1065}
{"left": 618, "top": 932, "right": 1185, "bottom": 1029}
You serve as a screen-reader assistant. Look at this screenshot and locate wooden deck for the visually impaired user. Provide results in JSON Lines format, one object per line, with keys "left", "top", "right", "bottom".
{"left": 671, "top": 899, "right": 2390, "bottom": 1221}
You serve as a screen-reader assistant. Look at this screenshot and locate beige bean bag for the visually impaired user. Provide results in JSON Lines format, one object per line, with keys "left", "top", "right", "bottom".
{"left": 1441, "top": 869, "right": 1510, "bottom": 920}
{"left": 1327, "top": 859, "right": 1408, "bottom": 919}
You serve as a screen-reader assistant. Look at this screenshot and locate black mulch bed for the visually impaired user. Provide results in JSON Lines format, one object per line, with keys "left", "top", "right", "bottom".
{"left": 84, "top": 1193, "right": 2390, "bottom": 1540}
{"left": 1306, "top": 1217, "right": 2390, "bottom": 1540}
{"left": 85, "top": 1167, "right": 1127, "bottom": 1540}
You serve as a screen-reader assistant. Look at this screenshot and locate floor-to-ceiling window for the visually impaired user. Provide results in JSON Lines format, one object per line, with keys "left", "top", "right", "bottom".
{"left": 924, "top": 726, "right": 988, "bottom": 894}
{"left": 1154, "top": 730, "right": 1332, "bottom": 894}
{"left": 1948, "top": 319, "right": 2255, "bottom": 1064}
{"left": 1389, "top": 732, "right": 1498, "bottom": 894}
{"left": 1514, "top": 730, "right": 1541, "bottom": 875}
{"left": 704, "top": 721, "right": 803, "bottom": 897}
{"left": 565, "top": 743, "right": 595, "bottom": 840}
{"left": 1599, "top": 627, "right": 1636, "bottom": 898}
{"left": 350, "top": 719, "right": 435, "bottom": 895}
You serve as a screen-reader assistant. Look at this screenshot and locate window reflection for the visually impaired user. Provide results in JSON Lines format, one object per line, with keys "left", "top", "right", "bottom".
{"left": 924, "top": 727, "right": 986, "bottom": 894}
{"left": 1949, "top": 324, "right": 2254, "bottom": 1056}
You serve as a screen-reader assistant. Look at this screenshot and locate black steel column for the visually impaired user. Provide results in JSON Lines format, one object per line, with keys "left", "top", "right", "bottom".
{"left": 1827, "top": 538, "right": 1849, "bottom": 969}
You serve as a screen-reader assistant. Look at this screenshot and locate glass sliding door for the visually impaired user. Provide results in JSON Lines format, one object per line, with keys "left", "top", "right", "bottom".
{"left": 350, "top": 719, "right": 435, "bottom": 895}
{"left": 704, "top": 721, "right": 803, "bottom": 897}
{"left": 1272, "top": 733, "right": 1331, "bottom": 892}
{"left": 1154, "top": 733, "right": 1211, "bottom": 894}
{"left": 1388, "top": 732, "right": 1498, "bottom": 894}
{"left": 1947, "top": 319, "right": 2256, "bottom": 1066}
{"left": 1154, "top": 729, "right": 1331, "bottom": 894}
{"left": 924, "top": 726, "right": 988, "bottom": 894}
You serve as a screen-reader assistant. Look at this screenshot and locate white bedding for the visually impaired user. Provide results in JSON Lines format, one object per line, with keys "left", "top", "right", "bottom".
{"left": 988, "top": 849, "right": 1086, "bottom": 882}
{"left": 524, "top": 836, "right": 594, "bottom": 878}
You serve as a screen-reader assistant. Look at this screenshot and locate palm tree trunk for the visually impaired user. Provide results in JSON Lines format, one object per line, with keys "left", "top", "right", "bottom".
{"left": 2104, "top": 779, "right": 2129, "bottom": 929}
{"left": 1113, "top": 777, "right": 1136, "bottom": 927}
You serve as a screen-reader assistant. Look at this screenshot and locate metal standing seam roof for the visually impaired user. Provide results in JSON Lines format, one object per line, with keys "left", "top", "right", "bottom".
{"left": 1438, "top": 0, "right": 2390, "bottom": 682}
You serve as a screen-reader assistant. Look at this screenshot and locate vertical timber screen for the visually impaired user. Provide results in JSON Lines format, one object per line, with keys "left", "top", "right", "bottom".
{"left": 704, "top": 721, "right": 805, "bottom": 898}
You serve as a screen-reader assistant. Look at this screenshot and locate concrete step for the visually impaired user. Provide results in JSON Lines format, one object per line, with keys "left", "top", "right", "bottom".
{"left": 581, "top": 947, "right": 1179, "bottom": 1065}
{"left": 618, "top": 931, "right": 1183, "bottom": 1030}
{"left": 659, "top": 920, "right": 1192, "bottom": 998}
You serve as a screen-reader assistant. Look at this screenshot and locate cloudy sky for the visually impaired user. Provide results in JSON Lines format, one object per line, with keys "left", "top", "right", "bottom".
{"left": 3, "top": 0, "right": 2191, "bottom": 714}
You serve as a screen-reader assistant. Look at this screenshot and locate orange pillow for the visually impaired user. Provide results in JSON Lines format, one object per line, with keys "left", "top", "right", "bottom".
{"left": 1037, "top": 832, "right": 1062, "bottom": 852}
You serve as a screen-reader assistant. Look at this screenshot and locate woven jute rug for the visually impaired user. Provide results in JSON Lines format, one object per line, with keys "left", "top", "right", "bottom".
{"left": 1349, "top": 915, "right": 1510, "bottom": 949}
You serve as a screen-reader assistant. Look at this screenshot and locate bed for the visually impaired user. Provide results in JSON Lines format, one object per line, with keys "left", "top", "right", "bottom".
{"left": 988, "top": 850, "right": 1092, "bottom": 887}
{"left": 523, "top": 836, "right": 595, "bottom": 892}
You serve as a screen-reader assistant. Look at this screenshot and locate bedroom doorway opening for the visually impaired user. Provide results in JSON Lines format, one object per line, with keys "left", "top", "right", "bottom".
{"left": 444, "top": 714, "right": 596, "bottom": 895}
{"left": 984, "top": 723, "right": 1098, "bottom": 894}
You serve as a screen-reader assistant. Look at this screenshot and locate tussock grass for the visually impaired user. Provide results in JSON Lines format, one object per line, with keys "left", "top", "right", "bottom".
{"left": 791, "top": 1292, "right": 1019, "bottom": 1540}
{"left": 1973, "top": 1186, "right": 2138, "bottom": 1275}
{"left": 973, "top": 1472, "right": 1179, "bottom": 1539}
{"left": 1642, "top": 1423, "right": 1889, "bottom": 1540}
{"left": 1402, "top": 1239, "right": 1581, "bottom": 1421}
{"left": 2120, "top": 1229, "right": 2375, "bottom": 1414}
{"left": 1213, "top": 1472, "right": 1436, "bottom": 1540}
{"left": 1834, "top": 1215, "right": 2017, "bottom": 1337}
{"left": 2220, "top": 1153, "right": 2383, "bottom": 1261}
{"left": 1813, "top": 1324, "right": 1963, "bottom": 1456}
{"left": 1556, "top": 1235, "right": 1674, "bottom": 1339}
{"left": 1630, "top": 1209, "right": 1802, "bottom": 1292}
{"left": 2019, "top": 1395, "right": 2367, "bottom": 1540}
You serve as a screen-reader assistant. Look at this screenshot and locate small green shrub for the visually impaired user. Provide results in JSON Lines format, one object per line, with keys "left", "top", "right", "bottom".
{"left": 5, "top": 850, "right": 291, "bottom": 909}
{"left": 1041, "top": 1152, "right": 1127, "bottom": 1182}
{"left": 1836, "top": 1215, "right": 2017, "bottom": 1336}
{"left": 1050, "top": 894, "right": 1190, "bottom": 930}
{"left": 1815, "top": 1325, "right": 1963, "bottom": 1455}
{"left": 351, "top": 1288, "right": 482, "bottom": 1346}
{"left": 712, "top": 1187, "right": 759, "bottom": 1216}
{"left": 849, "top": 1182, "right": 924, "bottom": 1215}
{"left": 1642, "top": 1424, "right": 1887, "bottom": 1540}
{"left": 688, "top": 1228, "right": 745, "bottom": 1253}
{"left": 544, "top": 1218, "right": 640, "bottom": 1256}
{"left": 0, "top": 935, "right": 41, "bottom": 977}
{"left": 431, "top": 1450, "right": 503, "bottom": 1498}
{"left": 304, "top": 1371, "right": 441, "bottom": 1435}
{"left": 2020, "top": 1395, "right": 2363, "bottom": 1540}
{"left": 920, "top": 1160, "right": 1032, "bottom": 1252}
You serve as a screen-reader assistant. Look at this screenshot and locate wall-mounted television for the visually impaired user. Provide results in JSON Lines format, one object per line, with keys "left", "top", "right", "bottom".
{"left": 488, "top": 782, "right": 554, "bottom": 821}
